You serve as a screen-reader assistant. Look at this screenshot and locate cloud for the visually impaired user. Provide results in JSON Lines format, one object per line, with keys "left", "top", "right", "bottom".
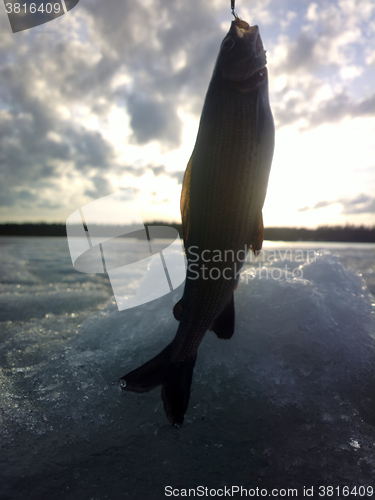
{"left": 151, "top": 197, "right": 170, "bottom": 205}
{"left": 306, "top": 91, "right": 375, "bottom": 129}
{"left": 269, "top": 0, "right": 375, "bottom": 130}
{"left": 170, "top": 171, "right": 185, "bottom": 184}
{"left": 298, "top": 194, "right": 375, "bottom": 215}
{"left": 126, "top": 94, "right": 181, "bottom": 147}
{"left": 282, "top": 33, "right": 317, "bottom": 72}
{"left": 84, "top": 176, "right": 113, "bottom": 199}
{"left": 0, "top": 104, "right": 116, "bottom": 207}
{"left": 0, "top": 0, "right": 225, "bottom": 217}
{"left": 273, "top": 85, "right": 375, "bottom": 131}
{"left": 313, "top": 200, "right": 332, "bottom": 209}
{"left": 297, "top": 206, "right": 310, "bottom": 213}
{"left": 118, "top": 164, "right": 183, "bottom": 183}
{"left": 0, "top": 0, "right": 373, "bottom": 222}
{"left": 340, "top": 194, "right": 375, "bottom": 215}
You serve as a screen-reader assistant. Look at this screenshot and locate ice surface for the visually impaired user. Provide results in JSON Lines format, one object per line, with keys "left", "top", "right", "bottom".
{"left": 0, "top": 237, "right": 374, "bottom": 499}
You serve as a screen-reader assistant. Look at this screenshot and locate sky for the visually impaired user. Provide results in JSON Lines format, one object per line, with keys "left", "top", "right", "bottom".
{"left": 0, "top": 0, "right": 374, "bottom": 228}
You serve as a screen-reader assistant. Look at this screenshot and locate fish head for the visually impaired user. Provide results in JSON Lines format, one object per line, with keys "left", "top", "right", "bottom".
{"left": 219, "top": 19, "right": 267, "bottom": 84}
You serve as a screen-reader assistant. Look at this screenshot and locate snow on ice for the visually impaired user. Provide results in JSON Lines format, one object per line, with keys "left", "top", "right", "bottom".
{"left": 0, "top": 237, "right": 374, "bottom": 499}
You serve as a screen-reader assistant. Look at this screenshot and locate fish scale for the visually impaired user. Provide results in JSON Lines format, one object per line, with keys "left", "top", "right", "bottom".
{"left": 120, "top": 18, "right": 274, "bottom": 425}
{"left": 172, "top": 95, "right": 264, "bottom": 360}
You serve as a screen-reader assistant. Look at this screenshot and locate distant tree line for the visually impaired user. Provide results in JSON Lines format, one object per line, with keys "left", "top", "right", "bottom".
{"left": 0, "top": 222, "right": 67, "bottom": 236}
{"left": 0, "top": 222, "right": 374, "bottom": 242}
{"left": 263, "top": 225, "right": 375, "bottom": 242}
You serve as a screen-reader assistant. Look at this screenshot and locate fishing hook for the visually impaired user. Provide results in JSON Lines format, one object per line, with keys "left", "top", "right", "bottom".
{"left": 231, "top": 0, "right": 238, "bottom": 20}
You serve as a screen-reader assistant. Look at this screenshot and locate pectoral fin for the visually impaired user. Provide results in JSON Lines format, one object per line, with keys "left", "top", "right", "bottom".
{"left": 173, "top": 298, "right": 183, "bottom": 321}
{"left": 209, "top": 294, "right": 235, "bottom": 339}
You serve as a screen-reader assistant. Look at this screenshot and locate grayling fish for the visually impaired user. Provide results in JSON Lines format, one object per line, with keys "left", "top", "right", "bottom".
{"left": 119, "top": 18, "right": 275, "bottom": 425}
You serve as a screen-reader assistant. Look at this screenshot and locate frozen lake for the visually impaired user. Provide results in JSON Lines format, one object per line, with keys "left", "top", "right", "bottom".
{"left": 0, "top": 237, "right": 374, "bottom": 499}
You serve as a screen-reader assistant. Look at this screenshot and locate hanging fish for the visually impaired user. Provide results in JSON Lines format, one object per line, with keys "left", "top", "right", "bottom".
{"left": 119, "top": 17, "right": 275, "bottom": 425}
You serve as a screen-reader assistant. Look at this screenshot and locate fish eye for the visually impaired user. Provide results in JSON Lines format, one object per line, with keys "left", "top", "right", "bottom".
{"left": 221, "top": 38, "right": 235, "bottom": 52}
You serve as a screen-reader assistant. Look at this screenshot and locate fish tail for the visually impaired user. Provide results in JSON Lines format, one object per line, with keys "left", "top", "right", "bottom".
{"left": 118, "top": 344, "right": 172, "bottom": 392}
{"left": 162, "top": 353, "right": 197, "bottom": 426}
{"left": 118, "top": 343, "right": 197, "bottom": 426}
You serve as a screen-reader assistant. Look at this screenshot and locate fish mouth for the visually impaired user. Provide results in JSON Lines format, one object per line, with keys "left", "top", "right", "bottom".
{"left": 220, "top": 20, "right": 267, "bottom": 84}
{"left": 232, "top": 21, "right": 266, "bottom": 63}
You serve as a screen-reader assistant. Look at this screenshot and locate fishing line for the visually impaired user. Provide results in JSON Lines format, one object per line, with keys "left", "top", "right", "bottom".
{"left": 231, "top": 0, "right": 238, "bottom": 19}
